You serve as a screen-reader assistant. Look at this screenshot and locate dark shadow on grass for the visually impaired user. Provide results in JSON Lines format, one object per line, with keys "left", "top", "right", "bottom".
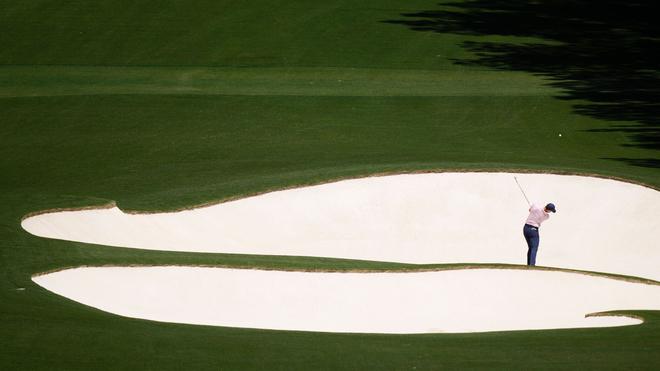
{"left": 384, "top": 0, "right": 660, "bottom": 166}
{"left": 603, "top": 157, "right": 660, "bottom": 169}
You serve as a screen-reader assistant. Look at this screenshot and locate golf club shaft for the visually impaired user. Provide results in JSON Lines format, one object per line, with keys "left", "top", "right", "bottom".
{"left": 514, "top": 176, "right": 531, "bottom": 206}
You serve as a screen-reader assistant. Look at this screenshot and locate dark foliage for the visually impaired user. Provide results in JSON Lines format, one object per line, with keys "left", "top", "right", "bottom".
{"left": 386, "top": 1, "right": 660, "bottom": 165}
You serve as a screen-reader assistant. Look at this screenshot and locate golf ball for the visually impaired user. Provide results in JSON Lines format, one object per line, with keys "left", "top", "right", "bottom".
{"left": 558, "top": 133, "right": 562, "bottom": 137}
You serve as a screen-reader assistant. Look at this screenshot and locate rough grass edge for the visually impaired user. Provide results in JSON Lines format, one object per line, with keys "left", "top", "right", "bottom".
{"left": 31, "top": 262, "right": 660, "bottom": 287}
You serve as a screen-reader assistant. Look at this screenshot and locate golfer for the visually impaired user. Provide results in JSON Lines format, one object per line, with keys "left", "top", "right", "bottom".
{"left": 523, "top": 203, "right": 556, "bottom": 266}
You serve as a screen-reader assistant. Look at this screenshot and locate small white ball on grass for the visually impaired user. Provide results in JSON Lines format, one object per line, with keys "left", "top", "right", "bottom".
{"left": 558, "top": 133, "right": 562, "bottom": 137}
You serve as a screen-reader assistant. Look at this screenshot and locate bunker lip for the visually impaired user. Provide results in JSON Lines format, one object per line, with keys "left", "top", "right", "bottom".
{"left": 19, "top": 169, "right": 660, "bottom": 219}
{"left": 21, "top": 172, "right": 660, "bottom": 282}
{"left": 32, "top": 266, "right": 660, "bottom": 334}
{"left": 30, "top": 263, "right": 660, "bottom": 287}
{"left": 585, "top": 311, "right": 646, "bottom": 322}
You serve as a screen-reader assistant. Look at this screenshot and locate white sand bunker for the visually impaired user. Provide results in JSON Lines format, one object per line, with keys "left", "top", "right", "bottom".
{"left": 33, "top": 267, "right": 660, "bottom": 334}
{"left": 22, "top": 173, "right": 660, "bottom": 281}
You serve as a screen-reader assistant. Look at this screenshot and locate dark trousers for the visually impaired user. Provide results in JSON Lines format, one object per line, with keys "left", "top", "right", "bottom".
{"left": 523, "top": 224, "right": 540, "bottom": 266}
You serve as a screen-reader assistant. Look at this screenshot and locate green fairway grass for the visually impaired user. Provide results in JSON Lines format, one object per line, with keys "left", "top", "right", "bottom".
{"left": 1, "top": 0, "right": 659, "bottom": 369}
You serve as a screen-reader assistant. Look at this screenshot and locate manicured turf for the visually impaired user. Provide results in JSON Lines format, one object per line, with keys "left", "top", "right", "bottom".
{"left": 1, "top": 0, "right": 658, "bottom": 369}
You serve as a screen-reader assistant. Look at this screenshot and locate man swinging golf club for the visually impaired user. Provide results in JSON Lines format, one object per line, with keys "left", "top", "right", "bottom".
{"left": 523, "top": 202, "right": 556, "bottom": 266}
{"left": 514, "top": 176, "right": 556, "bottom": 266}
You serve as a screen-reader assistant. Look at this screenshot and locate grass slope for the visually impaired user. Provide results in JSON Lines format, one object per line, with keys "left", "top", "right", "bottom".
{"left": 1, "top": 0, "right": 659, "bottom": 369}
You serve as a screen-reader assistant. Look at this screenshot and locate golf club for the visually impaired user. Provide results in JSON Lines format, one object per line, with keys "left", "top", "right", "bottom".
{"left": 514, "top": 176, "right": 531, "bottom": 206}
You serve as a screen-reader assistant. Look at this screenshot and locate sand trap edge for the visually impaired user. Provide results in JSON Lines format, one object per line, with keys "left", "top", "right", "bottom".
{"left": 30, "top": 264, "right": 660, "bottom": 287}
{"left": 20, "top": 169, "right": 660, "bottom": 218}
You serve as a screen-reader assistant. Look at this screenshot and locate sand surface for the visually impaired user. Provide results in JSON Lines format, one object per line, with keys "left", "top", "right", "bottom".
{"left": 22, "top": 173, "right": 660, "bottom": 280}
{"left": 33, "top": 267, "right": 660, "bottom": 334}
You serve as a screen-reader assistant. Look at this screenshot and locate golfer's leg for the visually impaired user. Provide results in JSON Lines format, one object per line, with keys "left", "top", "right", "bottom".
{"left": 523, "top": 225, "right": 534, "bottom": 265}
{"left": 528, "top": 233, "right": 539, "bottom": 266}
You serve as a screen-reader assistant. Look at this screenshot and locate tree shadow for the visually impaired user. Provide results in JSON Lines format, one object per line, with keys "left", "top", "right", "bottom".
{"left": 602, "top": 158, "right": 660, "bottom": 169}
{"left": 384, "top": 0, "right": 660, "bottom": 167}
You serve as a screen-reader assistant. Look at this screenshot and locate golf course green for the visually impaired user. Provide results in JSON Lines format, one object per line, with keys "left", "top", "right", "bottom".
{"left": 2, "top": 0, "right": 659, "bottom": 369}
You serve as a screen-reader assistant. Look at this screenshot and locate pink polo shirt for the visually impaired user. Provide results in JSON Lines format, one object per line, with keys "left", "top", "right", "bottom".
{"left": 525, "top": 204, "right": 549, "bottom": 227}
